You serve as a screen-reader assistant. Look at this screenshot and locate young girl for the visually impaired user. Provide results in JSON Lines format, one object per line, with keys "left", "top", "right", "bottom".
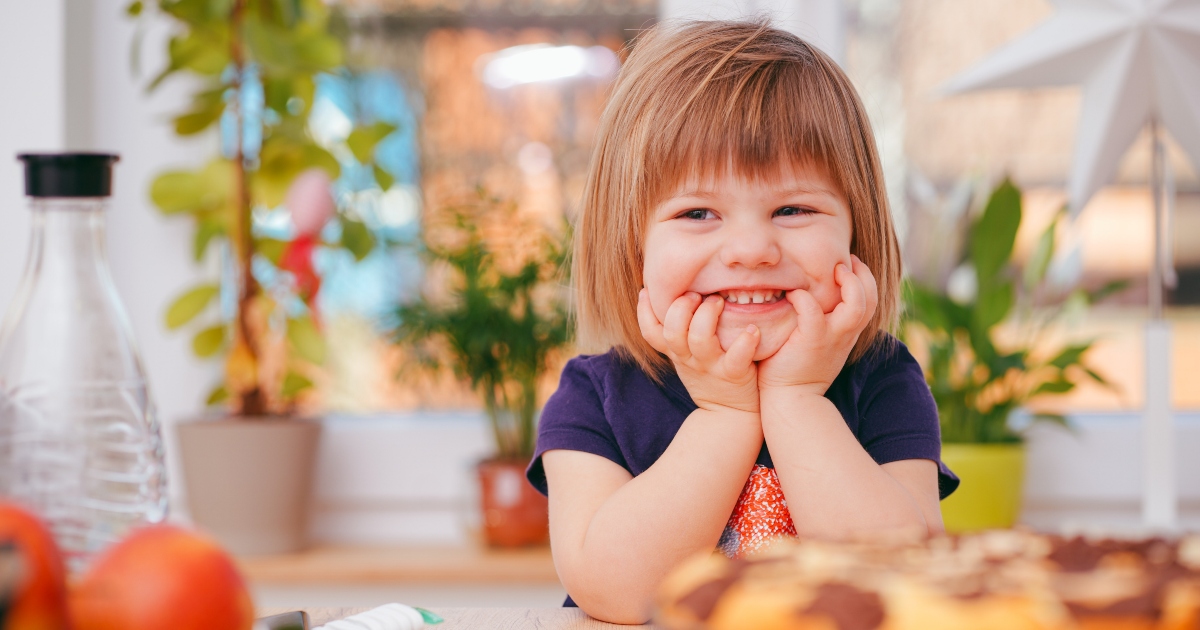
{"left": 524, "top": 20, "right": 958, "bottom": 624}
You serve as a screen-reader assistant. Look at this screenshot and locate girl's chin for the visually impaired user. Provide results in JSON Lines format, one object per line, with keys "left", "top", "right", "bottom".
{"left": 716, "top": 316, "right": 796, "bottom": 362}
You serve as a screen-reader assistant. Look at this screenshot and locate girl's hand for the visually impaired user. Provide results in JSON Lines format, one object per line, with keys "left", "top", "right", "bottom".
{"left": 758, "top": 255, "right": 879, "bottom": 397}
{"left": 637, "top": 289, "right": 761, "bottom": 414}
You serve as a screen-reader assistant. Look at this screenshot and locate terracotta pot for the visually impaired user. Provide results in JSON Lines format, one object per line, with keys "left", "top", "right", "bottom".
{"left": 176, "top": 417, "right": 321, "bottom": 555}
{"left": 477, "top": 459, "right": 548, "bottom": 547}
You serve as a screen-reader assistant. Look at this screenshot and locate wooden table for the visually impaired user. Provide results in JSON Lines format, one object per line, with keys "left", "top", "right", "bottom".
{"left": 260, "top": 607, "right": 658, "bottom": 628}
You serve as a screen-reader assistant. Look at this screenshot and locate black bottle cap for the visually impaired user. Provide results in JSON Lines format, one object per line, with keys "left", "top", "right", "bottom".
{"left": 17, "top": 153, "right": 120, "bottom": 198}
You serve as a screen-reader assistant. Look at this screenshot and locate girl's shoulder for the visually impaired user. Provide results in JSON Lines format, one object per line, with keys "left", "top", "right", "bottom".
{"left": 559, "top": 348, "right": 669, "bottom": 395}
{"left": 849, "top": 332, "right": 924, "bottom": 382}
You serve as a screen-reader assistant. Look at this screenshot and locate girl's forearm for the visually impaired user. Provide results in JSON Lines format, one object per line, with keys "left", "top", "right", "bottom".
{"left": 760, "top": 390, "right": 927, "bottom": 541}
{"left": 564, "top": 408, "right": 762, "bottom": 623}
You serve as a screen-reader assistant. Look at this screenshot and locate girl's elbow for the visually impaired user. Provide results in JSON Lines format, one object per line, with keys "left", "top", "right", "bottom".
{"left": 562, "top": 573, "right": 656, "bottom": 625}
{"left": 570, "top": 590, "right": 654, "bottom": 625}
{"left": 579, "top": 601, "right": 653, "bottom": 626}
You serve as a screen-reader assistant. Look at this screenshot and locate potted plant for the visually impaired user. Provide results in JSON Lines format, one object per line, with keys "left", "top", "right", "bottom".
{"left": 901, "top": 179, "right": 1124, "bottom": 532}
{"left": 393, "top": 190, "right": 571, "bottom": 547}
{"left": 128, "top": 0, "right": 396, "bottom": 553}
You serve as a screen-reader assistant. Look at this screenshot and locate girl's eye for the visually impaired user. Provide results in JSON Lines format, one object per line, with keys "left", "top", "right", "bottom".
{"left": 678, "top": 208, "right": 715, "bottom": 221}
{"left": 775, "top": 206, "right": 815, "bottom": 217}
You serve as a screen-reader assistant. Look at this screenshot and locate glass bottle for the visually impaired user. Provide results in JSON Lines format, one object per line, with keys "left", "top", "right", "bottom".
{"left": 0, "top": 154, "right": 167, "bottom": 571}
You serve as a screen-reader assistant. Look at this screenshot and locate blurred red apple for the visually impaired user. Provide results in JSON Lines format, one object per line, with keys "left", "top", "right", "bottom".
{"left": 0, "top": 502, "right": 71, "bottom": 630}
{"left": 68, "top": 525, "right": 253, "bottom": 630}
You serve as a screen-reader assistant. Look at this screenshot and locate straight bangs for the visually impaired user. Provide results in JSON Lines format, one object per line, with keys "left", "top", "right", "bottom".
{"left": 574, "top": 20, "right": 901, "bottom": 382}
{"left": 644, "top": 58, "right": 847, "bottom": 213}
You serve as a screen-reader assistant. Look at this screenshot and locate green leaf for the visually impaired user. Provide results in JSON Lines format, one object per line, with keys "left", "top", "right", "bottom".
{"left": 150, "top": 160, "right": 233, "bottom": 215}
{"left": 165, "top": 284, "right": 220, "bottom": 330}
{"left": 295, "top": 34, "right": 343, "bottom": 72}
{"left": 174, "top": 108, "right": 223, "bottom": 135}
{"left": 347, "top": 122, "right": 398, "bottom": 164}
{"left": 972, "top": 178, "right": 1022, "bottom": 283}
{"left": 989, "top": 351, "right": 1027, "bottom": 377}
{"left": 257, "top": 237, "right": 288, "bottom": 266}
{"left": 150, "top": 171, "right": 206, "bottom": 214}
{"left": 1087, "top": 280, "right": 1130, "bottom": 305}
{"left": 205, "top": 384, "right": 229, "bottom": 406}
{"left": 173, "top": 87, "right": 226, "bottom": 135}
{"left": 126, "top": 1, "right": 143, "bottom": 16}
{"left": 252, "top": 139, "right": 341, "bottom": 208}
{"left": 263, "top": 77, "right": 295, "bottom": 114}
{"left": 244, "top": 19, "right": 343, "bottom": 76}
{"left": 1083, "top": 367, "right": 1109, "bottom": 386}
{"left": 973, "top": 280, "right": 1014, "bottom": 331}
{"left": 1048, "top": 342, "right": 1093, "bottom": 369}
{"left": 193, "top": 218, "right": 225, "bottom": 261}
{"left": 192, "top": 324, "right": 226, "bottom": 357}
{"left": 1031, "top": 413, "right": 1073, "bottom": 431}
{"left": 303, "top": 144, "right": 341, "bottom": 179}
{"left": 1032, "top": 379, "right": 1075, "bottom": 396}
{"left": 287, "top": 316, "right": 327, "bottom": 364}
{"left": 281, "top": 371, "right": 314, "bottom": 398}
{"left": 340, "top": 218, "right": 375, "bottom": 261}
{"left": 373, "top": 164, "right": 395, "bottom": 191}
{"left": 1024, "top": 214, "right": 1057, "bottom": 290}
{"left": 166, "top": 27, "right": 230, "bottom": 77}
{"left": 1083, "top": 367, "right": 1119, "bottom": 393}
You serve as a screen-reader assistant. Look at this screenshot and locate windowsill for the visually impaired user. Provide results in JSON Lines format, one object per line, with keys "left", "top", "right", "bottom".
{"left": 237, "top": 543, "right": 559, "bottom": 585}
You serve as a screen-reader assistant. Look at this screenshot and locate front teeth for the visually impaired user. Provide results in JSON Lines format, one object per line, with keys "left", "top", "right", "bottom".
{"left": 719, "top": 290, "right": 785, "bottom": 304}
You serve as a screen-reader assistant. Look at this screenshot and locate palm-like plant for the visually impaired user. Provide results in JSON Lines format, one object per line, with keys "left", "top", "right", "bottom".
{"left": 394, "top": 192, "right": 572, "bottom": 460}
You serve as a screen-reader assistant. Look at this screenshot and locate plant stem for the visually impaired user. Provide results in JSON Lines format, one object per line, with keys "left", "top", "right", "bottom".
{"left": 230, "top": 0, "right": 265, "bottom": 416}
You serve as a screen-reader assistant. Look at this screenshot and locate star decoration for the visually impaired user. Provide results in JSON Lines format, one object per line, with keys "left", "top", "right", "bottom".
{"left": 943, "top": 0, "right": 1200, "bottom": 215}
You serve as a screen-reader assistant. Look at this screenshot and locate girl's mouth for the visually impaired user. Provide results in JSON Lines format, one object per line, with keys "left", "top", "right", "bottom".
{"left": 713, "top": 289, "right": 786, "bottom": 305}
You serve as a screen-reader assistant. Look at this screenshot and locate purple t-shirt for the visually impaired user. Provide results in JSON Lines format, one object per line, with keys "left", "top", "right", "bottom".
{"left": 527, "top": 335, "right": 958, "bottom": 497}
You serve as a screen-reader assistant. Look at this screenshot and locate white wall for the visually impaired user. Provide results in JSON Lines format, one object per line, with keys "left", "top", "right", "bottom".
{"left": 0, "top": 1, "right": 66, "bottom": 309}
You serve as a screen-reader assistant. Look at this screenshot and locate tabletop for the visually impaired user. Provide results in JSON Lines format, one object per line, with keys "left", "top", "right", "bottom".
{"left": 259, "top": 607, "right": 659, "bottom": 629}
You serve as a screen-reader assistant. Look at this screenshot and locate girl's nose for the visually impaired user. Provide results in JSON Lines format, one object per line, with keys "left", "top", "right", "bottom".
{"left": 719, "top": 220, "right": 781, "bottom": 269}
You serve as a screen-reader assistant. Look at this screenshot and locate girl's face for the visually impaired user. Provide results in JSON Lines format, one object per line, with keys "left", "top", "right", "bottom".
{"left": 643, "top": 163, "right": 854, "bottom": 361}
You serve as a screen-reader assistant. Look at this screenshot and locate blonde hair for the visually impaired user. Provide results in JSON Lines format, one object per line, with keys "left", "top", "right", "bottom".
{"left": 574, "top": 19, "right": 902, "bottom": 380}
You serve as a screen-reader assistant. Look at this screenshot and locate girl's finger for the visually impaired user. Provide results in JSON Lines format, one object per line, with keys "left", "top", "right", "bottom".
{"left": 636, "top": 289, "right": 669, "bottom": 354}
{"left": 786, "top": 288, "right": 826, "bottom": 337}
{"left": 688, "top": 295, "right": 725, "bottom": 363}
{"left": 722, "top": 324, "right": 760, "bottom": 377}
{"left": 829, "top": 263, "right": 867, "bottom": 334}
{"left": 851, "top": 255, "right": 880, "bottom": 325}
{"left": 662, "top": 292, "right": 701, "bottom": 360}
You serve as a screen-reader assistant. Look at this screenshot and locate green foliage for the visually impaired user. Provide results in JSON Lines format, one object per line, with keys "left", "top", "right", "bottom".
{"left": 901, "top": 179, "right": 1121, "bottom": 444}
{"left": 192, "top": 324, "right": 226, "bottom": 357}
{"left": 205, "top": 384, "right": 230, "bottom": 406}
{"left": 281, "top": 371, "right": 314, "bottom": 397}
{"left": 130, "top": 0, "right": 400, "bottom": 413}
{"left": 165, "top": 284, "right": 220, "bottom": 329}
{"left": 287, "top": 315, "right": 327, "bottom": 365}
{"left": 347, "top": 122, "right": 398, "bottom": 163}
{"left": 340, "top": 217, "right": 375, "bottom": 261}
{"left": 393, "top": 192, "right": 573, "bottom": 460}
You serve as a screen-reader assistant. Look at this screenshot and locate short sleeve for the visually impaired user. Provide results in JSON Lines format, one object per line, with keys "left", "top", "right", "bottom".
{"left": 856, "top": 346, "right": 960, "bottom": 499}
{"left": 525, "top": 356, "right": 628, "bottom": 496}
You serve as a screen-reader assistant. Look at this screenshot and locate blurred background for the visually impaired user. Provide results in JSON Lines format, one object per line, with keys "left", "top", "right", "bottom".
{"left": 1, "top": 0, "right": 1197, "bottom": 611}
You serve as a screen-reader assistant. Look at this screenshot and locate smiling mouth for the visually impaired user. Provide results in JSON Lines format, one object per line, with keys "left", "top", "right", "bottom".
{"left": 710, "top": 289, "right": 787, "bottom": 305}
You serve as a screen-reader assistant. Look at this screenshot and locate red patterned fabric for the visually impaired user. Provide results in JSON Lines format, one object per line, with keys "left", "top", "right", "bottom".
{"left": 717, "top": 464, "right": 797, "bottom": 558}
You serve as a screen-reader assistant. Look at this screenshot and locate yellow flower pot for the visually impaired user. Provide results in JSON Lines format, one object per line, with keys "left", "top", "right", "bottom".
{"left": 939, "top": 443, "right": 1026, "bottom": 533}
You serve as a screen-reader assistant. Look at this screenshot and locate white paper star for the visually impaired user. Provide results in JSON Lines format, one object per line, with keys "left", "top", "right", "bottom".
{"left": 943, "top": 0, "right": 1200, "bottom": 215}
